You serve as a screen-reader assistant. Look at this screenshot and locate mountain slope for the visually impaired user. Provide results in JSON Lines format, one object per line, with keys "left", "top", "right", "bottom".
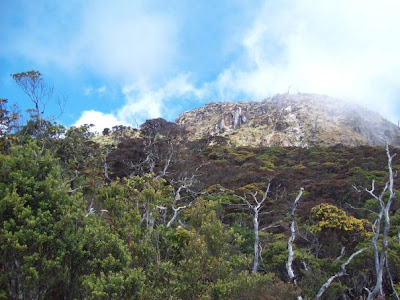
{"left": 176, "top": 93, "right": 400, "bottom": 147}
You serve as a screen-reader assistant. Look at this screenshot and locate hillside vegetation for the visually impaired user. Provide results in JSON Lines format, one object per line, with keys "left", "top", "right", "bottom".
{"left": 1, "top": 77, "right": 400, "bottom": 299}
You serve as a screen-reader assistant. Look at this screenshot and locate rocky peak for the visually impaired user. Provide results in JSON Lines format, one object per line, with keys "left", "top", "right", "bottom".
{"left": 176, "top": 93, "right": 400, "bottom": 147}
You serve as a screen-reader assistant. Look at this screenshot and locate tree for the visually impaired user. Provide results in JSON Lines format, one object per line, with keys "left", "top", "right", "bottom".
{"left": 11, "top": 71, "right": 54, "bottom": 124}
{"left": 310, "top": 203, "right": 370, "bottom": 259}
{"left": 166, "top": 175, "right": 199, "bottom": 228}
{"left": 0, "top": 142, "right": 74, "bottom": 299}
{"left": 0, "top": 142, "right": 147, "bottom": 299}
{"left": 107, "top": 119, "right": 184, "bottom": 179}
{"left": 314, "top": 247, "right": 369, "bottom": 300}
{"left": 11, "top": 71, "right": 68, "bottom": 155}
{"left": 139, "top": 118, "right": 185, "bottom": 178}
{"left": 286, "top": 187, "right": 304, "bottom": 285}
{"left": 176, "top": 197, "right": 249, "bottom": 299}
{"left": 355, "top": 145, "right": 399, "bottom": 300}
{"left": 56, "top": 125, "right": 103, "bottom": 189}
{"left": 0, "top": 98, "right": 19, "bottom": 151}
{"left": 236, "top": 181, "right": 279, "bottom": 274}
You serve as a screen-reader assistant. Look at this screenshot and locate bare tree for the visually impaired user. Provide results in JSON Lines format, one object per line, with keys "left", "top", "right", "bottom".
{"left": 165, "top": 162, "right": 209, "bottom": 227}
{"left": 237, "top": 181, "right": 273, "bottom": 274}
{"left": 166, "top": 175, "right": 198, "bottom": 227}
{"left": 286, "top": 187, "right": 304, "bottom": 285}
{"left": 354, "top": 145, "right": 398, "bottom": 300}
{"left": 124, "top": 118, "right": 185, "bottom": 178}
{"left": 102, "top": 145, "right": 114, "bottom": 182}
{"left": 156, "top": 137, "right": 175, "bottom": 179}
{"left": 314, "top": 247, "right": 369, "bottom": 300}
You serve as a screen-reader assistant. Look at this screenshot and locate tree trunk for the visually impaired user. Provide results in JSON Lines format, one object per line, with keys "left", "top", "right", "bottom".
{"left": 362, "top": 145, "right": 397, "bottom": 300}
{"left": 286, "top": 188, "right": 304, "bottom": 284}
{"left": 252, "top": 207, "right": 260, "bottom": 274}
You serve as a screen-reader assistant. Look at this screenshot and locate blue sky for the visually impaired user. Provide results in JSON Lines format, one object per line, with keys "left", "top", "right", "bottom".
{"left": 1, "top": 0, "right": 400, "bottom": 132}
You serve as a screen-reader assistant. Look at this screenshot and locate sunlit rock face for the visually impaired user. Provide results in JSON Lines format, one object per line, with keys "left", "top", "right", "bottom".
{"left": 176, "top": 93, "right": 400, "bottom": 147}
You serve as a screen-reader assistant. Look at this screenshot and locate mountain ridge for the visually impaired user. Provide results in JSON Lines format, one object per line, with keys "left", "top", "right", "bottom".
{"left": 176, "top": 93, "right": 400, "bottom": 147}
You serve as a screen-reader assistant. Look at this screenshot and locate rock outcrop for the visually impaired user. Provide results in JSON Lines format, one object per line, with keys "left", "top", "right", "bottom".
{"left": 176, "top": 93, "right": 400, "bottom": 147}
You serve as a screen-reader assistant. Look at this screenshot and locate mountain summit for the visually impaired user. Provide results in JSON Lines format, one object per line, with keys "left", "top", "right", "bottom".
{"left": 176, "top": 93, "right": 400, "bottom": 147}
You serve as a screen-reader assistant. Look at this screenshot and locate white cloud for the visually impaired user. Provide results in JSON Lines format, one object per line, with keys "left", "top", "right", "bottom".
{"left": 4, "top": 2, "right": 178, "bottom": 84}
{"left": 5, "top": 1, "right": 399, "bottom": 125}
{"left": 84, "top": 85, "right": 107, "bottom": 96}
{"left": 118, "top": 74, "right": 206, "bottom": 125}
{"left": 75, "top": 2, "right": 178, "bottom": 83}
{"left": 75, "top": 74, "right": 205, "bottom": 130}
{"left": 215, "top": 0, "right": 400, "bottom": 122}
{"left": 73, "top": 110, "right": 129, "bottom": 134}
{"left": 97, "top": 85, "right": 106, "bottom": 94}
{"left": 5, "top": 1, "right": 185, "bottom": 127}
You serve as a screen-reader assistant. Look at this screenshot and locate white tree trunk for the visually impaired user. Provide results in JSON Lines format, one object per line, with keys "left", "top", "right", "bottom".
{"left": 359, "top": 145, "right": 397, "bottom": 300}
{"left": 239, "top": 182, "right": 271, "bottom": 274}
{"left": 166, "top": 176, "right": 197, "bottom": 227}
{"left": 314, "top": 247, "right": 368, "bottom": 300}
{"left": 252, "top": 206, "right": 260, "bottom": 274}
{"left": 166, "top": 205, "right": 188, "bottom": 228}
{"left": 286, "top": 188, "right": 304, "bottom": 284}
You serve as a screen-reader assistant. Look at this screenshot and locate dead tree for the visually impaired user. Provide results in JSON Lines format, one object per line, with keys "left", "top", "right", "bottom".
{"left": 164, "top": 160, "right": 210, "bottom": 228}
{"left": 139, "top": 118, "right": 184, "bottom": 178}
{"left": 166, "top": 175, "right": 198, "bottom": 227}
{"left": 314, "top": 247, "right": 369, "bottom": 300}
{"left": 354, "top": 145, "right": 398, "bottom": 300}
{"left": 102, "top": 146, "right": 114, "bottom": 182}
{"left": 286, "top": 187, "right": 304, "bottom": 285}
{"left": 238, "top": 182, "right": 273, "bottom": 274}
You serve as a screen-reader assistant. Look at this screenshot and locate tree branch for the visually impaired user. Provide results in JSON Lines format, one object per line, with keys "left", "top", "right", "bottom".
{"left": 314, "top": 247, "right": 369, "bottom": 300}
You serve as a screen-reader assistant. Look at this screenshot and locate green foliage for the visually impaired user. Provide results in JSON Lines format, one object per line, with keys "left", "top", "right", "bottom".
{"left": 0, "top": 142, "right": 148, "bottom": 299}
{"left": 292, "top": 163, "right": 306, "bottom": 170}
{"left": 300, "top": 268, "right": 348, "bottom": 300}
{"left": 204, "top": 184, "right": 234, "bottom": 196}
{"left": 1, "top": 90, "right": 399, "bottom": 299}
{"left": 170, "top": 197, "right": 248, "bottom": 298}
{"left": 18, "top": 119, "right": 66, "bottom": 147}
{"left": 210, "top": 272, "right": 298, "bottom": 300}
{"left": 81, "top": 269, "right": 145, "bottom": 300}
{"left": 390, "top": 211, "right": 400, "bottom": 236}
{"left": 56, "top": 125, "right": 103, "bottom": 185}
{"left": 77, "top": 215, "right": 145, "bottom": 299}
{"left": 0, "top": 142, "right": 74, "bottom": 298}
{"left": 0, "top": 98, "right": 19, "bottom": 152}
{"left": 262, "top": 236, "right": 289, "bottom": 277}
{"left": 230, "top": 222, "right": 254, "bottom": 254}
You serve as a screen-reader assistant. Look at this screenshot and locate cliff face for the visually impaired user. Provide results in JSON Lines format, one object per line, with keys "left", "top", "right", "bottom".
{"left": 176, "top": 93, "right": 400, "bottom": 147}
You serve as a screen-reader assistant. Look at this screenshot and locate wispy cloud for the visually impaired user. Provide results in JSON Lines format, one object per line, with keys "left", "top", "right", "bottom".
{"left": 3, "top": 0, "right": 399, "bottom": 129}
{"left": 75, "top": 2, "right": 178, "bottom": 83}
{"left": 214, "top": 0, "right": 400, "bottom": 122}
{"left": 84, "top": 85, "right": 107, "bottom": 97}
{"left": 3, "top": 1, "right": 178, "bottom": 84}
{"left": 97, "top": 85, "right": 106, "bottom": 94}
{"left": 3, "top": 1, "right": 183, "bottom": 129}
{"left": 74, "top": 74, "right": 205, "bottom": 130}
{"left": 120, "top": 74, "right": 206, "bottom": 123}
